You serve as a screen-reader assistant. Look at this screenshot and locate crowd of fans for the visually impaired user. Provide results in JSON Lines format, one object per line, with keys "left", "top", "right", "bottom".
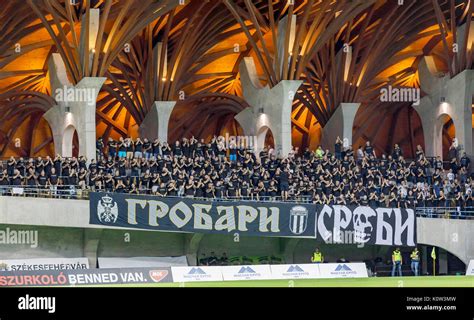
{"left": 0, "top": 135, "right": 473, "bottom": 214}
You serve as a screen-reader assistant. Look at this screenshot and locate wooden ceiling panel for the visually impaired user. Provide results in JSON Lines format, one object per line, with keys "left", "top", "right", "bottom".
{"left": 0, "top": 0, "right": 472, "bottom": 157}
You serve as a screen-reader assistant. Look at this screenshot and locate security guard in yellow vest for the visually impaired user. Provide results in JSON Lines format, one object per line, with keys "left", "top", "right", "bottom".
{"left": 391, "top": 247, "right": 403, "bottom": 277}
{"left": 311, "top": 248, "right": 324, "bottom": 264}
{"left": 410, "top": 248, "right": 420, "bottom": 276}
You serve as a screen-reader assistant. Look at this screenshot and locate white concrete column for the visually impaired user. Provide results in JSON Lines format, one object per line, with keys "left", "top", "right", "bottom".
{"left": 235, "top": 15, "right": 301, "bottom": 158}
{"left": 138, "top": 40, "right": 175, "bottom": 143}
{"left": 235, "top": 57, "right": 302, "bottom": 158}
{"left": 456, "top": 22, "right": 474, "bottom": 65}
{"left": 275, "top": 14, "right": 296, "bottom": 76}
{"left": 414, "top": 56, "right": 474, "bottom": 159}
{"left": 83, "top": 229, "right": 103, "bottom": 268}
{"left": 439, "top": 249, "right": 448, "bottom": 275}
{"left": 43, "top": 54, "right": 105, "bottom": 161}
{"left": 320, "top": 103, "right": 361, "bottom": 152}
{"left": 184, "top": 234, "right": 204, "bottom": 266}
{"left": 43, "top": 10, "right": 105, "bottom": 162}
{"left": 421, "top": 245, "right": 428, "bottom": 275}
{"left": 79, "top": 9, "right": 100, "bottom": 68}
{"left": 139, "top": 101, "right": 176, "bottom": 142}
{"left": 77, "top": 77, "right": 106, "bottom": 161}
{"left": 282, "top": 238, "right": 301, "bottom": 264}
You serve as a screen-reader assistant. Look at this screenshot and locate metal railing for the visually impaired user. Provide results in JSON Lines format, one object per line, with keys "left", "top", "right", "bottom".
{"left": 415, "top": 207, "right": 474, "bottom": 220}
{"left": 0, "top": 185, "right": 473, "bottom": 220}
{"left": 0, "top": 185, "right": 314, "bottom": 204}
{"left": 0, "top": 185, "right": 87, "bottom": 199}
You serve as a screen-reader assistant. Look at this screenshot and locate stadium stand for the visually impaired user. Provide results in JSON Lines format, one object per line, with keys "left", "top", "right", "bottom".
{"left": 0, "top": 137, "right": 473, "bottom": 218}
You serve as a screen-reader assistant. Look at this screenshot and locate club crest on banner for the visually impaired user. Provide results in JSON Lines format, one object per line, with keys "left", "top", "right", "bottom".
{"left": 97, "top": 194, "right": 118, "bottom": 223}
{"left": 289, "top": 206, "right": 308, "bottom": 235}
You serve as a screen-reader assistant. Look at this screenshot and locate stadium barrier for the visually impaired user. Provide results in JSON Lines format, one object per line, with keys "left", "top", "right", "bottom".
{"left": 0, "top": 267, "right": 173, "bottom": 286}
{"left": 0, "top": 185, "right": 312, "bottom": 203}
{"left": 0, "top": 258, "right": 89, "bottom": 272}
{"left": 467, "top": 260, "right": 474, "bottom": 276}
{"left": 415, "top": 207, "right": 474, "bottom": 219}
{"left": 270, "top": 264, "right": 320, "bottom": 279}
{"left": 318, "top": 263, "right": 369, "bottom": 278}
{"left": 171, "top": 263, "right": 369, "bottom": 283}
{"left": 221, "top": 265, "right": 273, "bottom": 281}
{"left": 98, "top": 256, "right": 188, "bottom": 269}
{"left": 0, "top": 263, "right": 369, "bottom": 286}
{"left": 172, "top": 266, "right": 224, "bottom": 282}
{"left": 1, "top": 185, "right": 473, "bottom": 219}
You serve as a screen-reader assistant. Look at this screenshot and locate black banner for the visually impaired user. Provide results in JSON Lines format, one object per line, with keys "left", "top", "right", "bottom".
{"left": 89, "top": 193, "right": 317, "bottom": 238}
{"left": 316, "top": 204, "right": 416, "bottom": 247}
{"left": 0, "top": 267, "right": 173, "bottom": 287}
{"left": 89, "top": 193, "right": 416, "bottom": 246}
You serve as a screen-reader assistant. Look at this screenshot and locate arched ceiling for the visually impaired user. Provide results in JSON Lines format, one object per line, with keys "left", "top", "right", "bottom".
{"left": 0, "top": 0, "right": 473, "bottom": 158}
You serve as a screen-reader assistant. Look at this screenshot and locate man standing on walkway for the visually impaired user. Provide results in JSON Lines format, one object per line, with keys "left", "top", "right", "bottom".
{"left": 311, "top": 247, "right": 324, "bottom": 264}
{"left": 391, "top": 247, "right": 403, "bottom": 277}
{"left": 410, "top": 247, "right": 420, "bottom": 276}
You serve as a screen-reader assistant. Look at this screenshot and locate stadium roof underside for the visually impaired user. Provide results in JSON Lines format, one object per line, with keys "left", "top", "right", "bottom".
{"left": 0, "top": 0, "right": 473, "bottom": 158}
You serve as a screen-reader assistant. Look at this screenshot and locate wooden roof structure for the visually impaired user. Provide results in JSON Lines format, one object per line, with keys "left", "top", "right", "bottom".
{"left": 0, "top": 0, "right": 472, "bottom": 158}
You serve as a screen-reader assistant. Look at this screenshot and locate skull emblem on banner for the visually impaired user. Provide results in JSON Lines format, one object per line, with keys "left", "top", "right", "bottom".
{"left": 352, "top": 207, "right": 375, "bottom": 244}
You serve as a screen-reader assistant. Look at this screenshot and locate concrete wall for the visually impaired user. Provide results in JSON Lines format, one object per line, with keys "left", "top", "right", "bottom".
{"left": 0, "top": 196, "right": 472, "bottom": 267}
{"left": 0, "top": 224, "right": 186, "bottom": 264}
{"left": 0, "top": 224, "right": 85, "bottom": 260}
{"left": 97, "top": 229, "right": 185, "bottom": 258}
{"left": 197, "top": 234, "right": 282, "bottom": 257}
{"left": 416, "top": 217, "right": 474, "bottom": 266}
{"left": 0, "top": 196, "right": 91, "bottom": 229}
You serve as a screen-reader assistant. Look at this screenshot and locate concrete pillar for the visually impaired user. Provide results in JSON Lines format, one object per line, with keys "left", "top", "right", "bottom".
{"left": 153, "top": 42, "right": 168, "bottom": 81}
{"left": 138, "top": 41, "right": 175, "bottom": 143}
{"left": 456, "top": 22, "right": 474, "bottom": 67}
{"left": 79, "top": 9, "right": 100, "bottom": 68}
{"left": 421, "top": 245, "right": 428, "bottom": 275}
{"left": 320, "top": 103, "right": 361, "bottom": 152}
{"left": 43, "top": 10, "right": 105, "bottom": 162}
{"left": 415, "top": 56, "right": 474, "bottom": 160}
{"left": 83, "top": 229, "right": 103, "bottom": 268}
{"left": 139, "top": 101, "right": 176, "bottom": 143}
{"left": 43, "top": 54, "right": 106, "bottom": 161}
{"left": 235, "top": 15, "right": 301, "bottom": 158}
{"left": 281, "top": 238, "right": 301, "bottom": 264}
{"left": 417, "top": 217, "right": 474, "bottom": 267}
{"left": 235, "top": 57, "right": 302, "bottom": 157}
{"left": 184, "top": 234, "right": 204, "bottom": 266}
{"left": 275, "top": 15, "right": 296, "bottom": 76}
{"left": 439, "top": 249, "right": 448, "bottom": 275}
